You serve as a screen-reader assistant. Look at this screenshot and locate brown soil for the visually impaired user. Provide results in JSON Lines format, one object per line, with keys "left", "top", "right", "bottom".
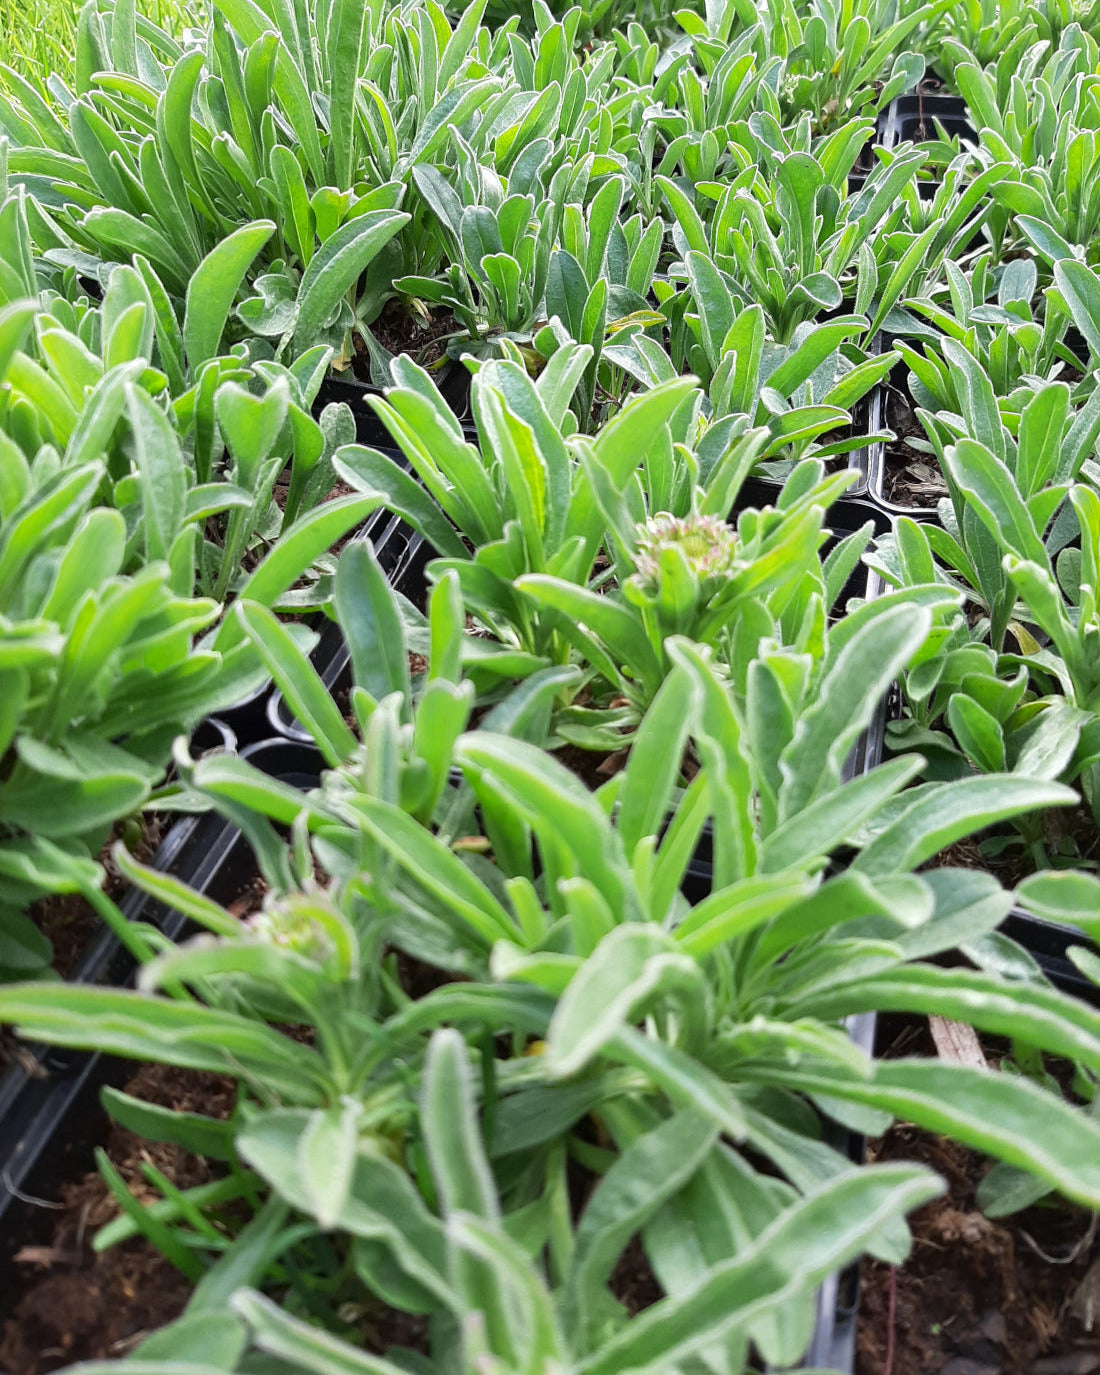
{"left": 0, "top": 1063, "right": 237, "bottom": 1375}
{"left": 858, "top": 1123, "right": 1100, "bottom": 1375}
{"left": 272, "top": 472, "right": 356, "bottom": 514}
{"left": 923, "top": 803, "right": 1100, "bottom": 889}
{"left": 31, "top": 814, "right": 167, "bottom": 982}
{"left": 881, "top": 382, "right": 947, "bottom": 509}
{"left": 608, "top": 1233, "right": 665, "bottom": 1315}
{"left": 350, "top": 302, "right": 462, "bottom": 383}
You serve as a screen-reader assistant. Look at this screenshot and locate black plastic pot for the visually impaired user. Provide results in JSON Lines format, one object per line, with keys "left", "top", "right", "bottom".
{"left": 864, "top": 358, "right": 945, "bottom": 521}
{"left": 314, "top": 365, "right": 478, "bottom": 449}
{"left": 435, "top": 355, "right": 474, "bottom": 423}
{"left": 240, "top": 737, "right": 327, "bottom": 790}
{"left": 314, "top": 373, "right": 395, "bottom": 449}
{"left": 199, "top": 679, "right": 276, "bottom": 751}
{"left": 189, "top": 715, "right": 237, "bottom": 759}
{"left": 879, "top": 93, "right": 976, "bottom": 152}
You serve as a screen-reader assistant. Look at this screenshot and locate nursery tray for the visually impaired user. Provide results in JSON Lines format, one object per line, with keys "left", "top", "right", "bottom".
{"left": 0, "top": 740, "right": 324, "bottom": 1290}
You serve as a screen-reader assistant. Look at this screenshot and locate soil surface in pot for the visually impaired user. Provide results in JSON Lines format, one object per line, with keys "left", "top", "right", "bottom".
{"left": 858, "top": 1020, "right": 1100, "bottom": 1375}
{"left": 33, "top": 815, "right": 168, "bottom": 982}
{"left": 881, "top": 381, "right": 947, "bottom": 509}
{"left": 0, "top": 1062, "right": 236, "bottom": 1375}
{"left": 350, "top": 302, "right": 463, "bottom": 382}
{"left": 924, "top": 808, "right": 1100, "bottom": 892}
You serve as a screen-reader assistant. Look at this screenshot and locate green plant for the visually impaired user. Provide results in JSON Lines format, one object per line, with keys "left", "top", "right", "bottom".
{"left": 656, "top": 127, "right": 1004, "bottom": 343}
{"left": 101, "top": 1040, "right": 943, "bottom": 1375}
{"left": 9, "top": 615, "right": 1100, "bottom": 1263}
{"left": 332, "top": 351, "right": 890, "bottom": 733}
{"left": 935, "top": 8, "right": 1100, "bottom": 88}
{"left": 9, "top": 570, "right": 1100, "bottom": 1370}
{"left": 870, "top": 368, "right": 1100, "bottom": 860}
{"left": 0, "top": 0, "right": 455, "bottom": 364}
{"left": 632, "top": 292, "right": 896, "bottom": 466}
{"left": 332, "top": 350, "right": 696, "bottom": 660}
{"left": 516, "top": 459, "right": 872, "bottom": 733}
{"left": 678, "top": 0, "right": 947, "bottom": 130}
{"left": 20, "top": 1024, "right": 944, "bottom": 1375}
{"left": 894, "top": 254, "right": 1085, "bottom": 410}
{"left": 0, "top": 272, "right": 382, "bottom": 981}
{"left": 952, "top": 28, "right": 1100, "bottom": 267}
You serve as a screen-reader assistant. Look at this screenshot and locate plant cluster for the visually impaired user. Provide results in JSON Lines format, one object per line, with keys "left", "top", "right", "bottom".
{"left": 1, "top": 1, "right": 1100, "bottom": 1372}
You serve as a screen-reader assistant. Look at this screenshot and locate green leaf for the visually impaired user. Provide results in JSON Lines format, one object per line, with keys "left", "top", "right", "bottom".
{"left": 213, "top": 495, "right": 382, "bottom": 649}
{"left": 125, "top": 385, "right": 187, "bottom": 563}
{"left": 772, "top": 1059, "right": 1100, "bottom": 1212}
{"left": 300, "top": 1101, "right": 362, "bottom": 1231}
{"left": 852, "top": 777, "right": 1078, "bottom": 876}
{"left": 335, "top": 539, "right": 411, "bottom": 709}
{"left": 231, "top": 1289, "right": 418, "bottom": 1374}
{"left": 673, "top": 874, "right": 815, "bottom": 959}
{"left": 325, "top": 0, "right": 368, "bottom": 189}
{"left": 761, "top": 757, "right": 925, "bottom": 872}
{"left": 350, "top": 796, "right": 517, "bottom": 947}
{"left": 0, "top": 769, "right": 149, "bottom": 840}
{"left": 777, "top": 602, "right": 932, "bottom": 820}
{"left": 517, "top": 575, "right": 662, "bottom": 697}
{"left": 184, "top": 220, "right": 274, "bottom": 368}
{"left": 1054, "top": 258, "right": 1100, "bottom": 360}
{"left": 132, "top": 1312, "right": 247, "bottom": 1367}
{"left": 292, "top": 210, "right": 410, "bottom": 353}
{"left": 547, "top": 925, "right": 703, "bottom": 1078}
{"left": 943, "top": 438, "right": 1047, "bottom": 565}
{"left": 236, "top": 601, "right": 357, "bottom": 767}
{"left": 422, "top": 1029, "right": 499, "bottom": 1221}
{"left": 1017, "top": 871, "right": 1100, "bottom": 935}
{"left": 0, "top": 985, "right": 327, "bottom": 1100}
{"left": 101, "top": 1085, "right": 234, "bottom": 1161}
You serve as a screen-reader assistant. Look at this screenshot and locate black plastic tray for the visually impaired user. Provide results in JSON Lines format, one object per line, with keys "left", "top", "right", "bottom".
{"left": 802, "top": 1010, "right": 879, "bottom": 1373}
{"left": 879, "top": 93, "right": 976, "bottom": 151}
{"left": 0, "top": 741, "right": 324, "bottom": 1290}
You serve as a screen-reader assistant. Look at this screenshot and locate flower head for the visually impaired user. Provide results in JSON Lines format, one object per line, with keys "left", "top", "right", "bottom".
{"left": 633, "top": 512, "right": 738, "bottom": 594}
{"left": 246, "top": 893, "right": 337, "bottom": 967}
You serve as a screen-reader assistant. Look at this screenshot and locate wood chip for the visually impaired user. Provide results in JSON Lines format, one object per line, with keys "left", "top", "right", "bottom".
{"left": 929, "top": 1016, "right": 988, "bottom": 1068}
{"left": 13, "top": 1245, "right": 76, "bottom": 1266}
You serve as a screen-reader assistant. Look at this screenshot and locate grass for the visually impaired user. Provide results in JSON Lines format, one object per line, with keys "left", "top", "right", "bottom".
{"left": 0, "top": 0, "right": 202, "bottom": 89}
